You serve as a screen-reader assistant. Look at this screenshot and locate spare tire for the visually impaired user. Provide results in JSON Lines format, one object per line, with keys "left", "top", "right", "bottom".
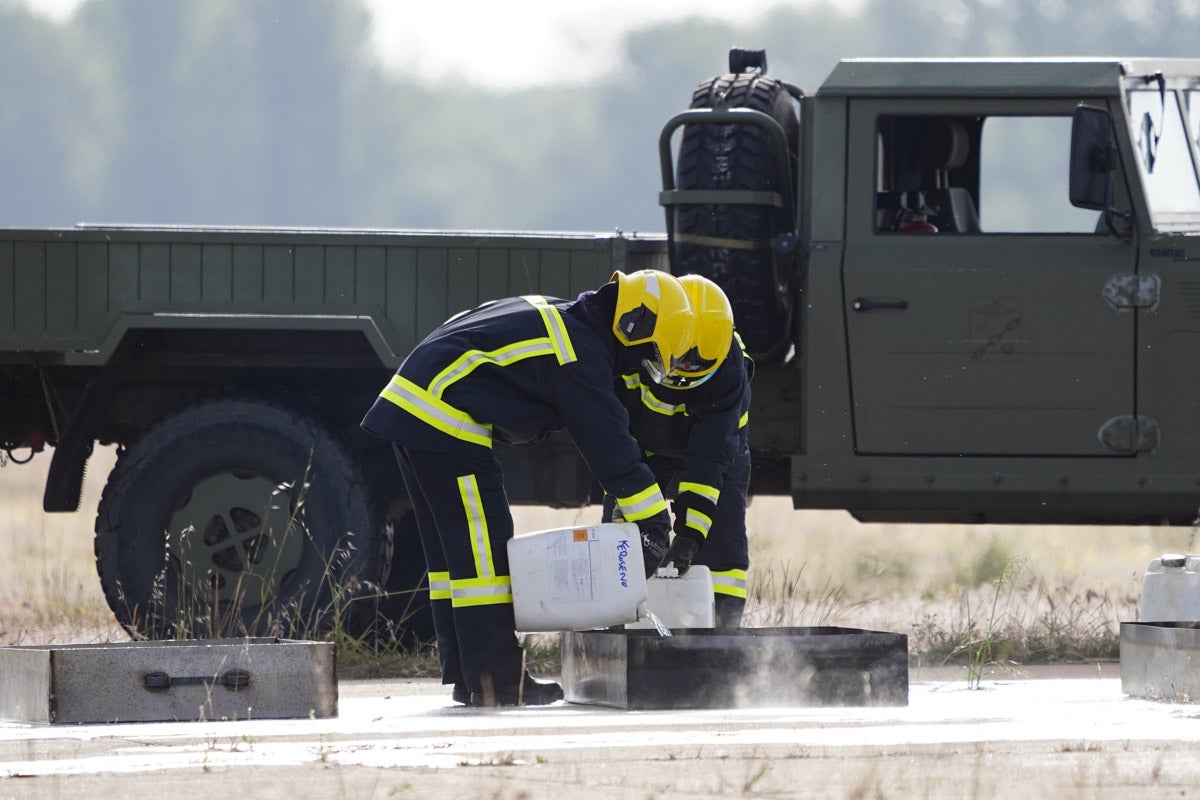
{"left": 673, "top": 72, "right": 799, "bottom": 363}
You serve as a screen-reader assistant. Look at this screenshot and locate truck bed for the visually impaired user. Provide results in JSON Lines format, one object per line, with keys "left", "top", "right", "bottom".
{"left": 0, "top": 225, "right": 668, "bottom": 366}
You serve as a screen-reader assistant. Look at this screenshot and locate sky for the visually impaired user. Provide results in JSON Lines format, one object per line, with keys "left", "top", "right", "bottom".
{"left": 16, "top": 0, "right": 806, "bottom": 89}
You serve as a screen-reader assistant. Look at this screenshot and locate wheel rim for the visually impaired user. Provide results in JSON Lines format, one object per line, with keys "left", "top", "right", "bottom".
{"left": 166, "top": 471, "right": 307, "bottom": 616}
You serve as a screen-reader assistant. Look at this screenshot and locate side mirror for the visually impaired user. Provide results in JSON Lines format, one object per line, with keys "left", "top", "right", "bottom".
{"left": 1069, "top": 104, "right": 1134, "bottom": 240}
{"left": 1069, "top": 105, "right": 1115, "bottom": 210}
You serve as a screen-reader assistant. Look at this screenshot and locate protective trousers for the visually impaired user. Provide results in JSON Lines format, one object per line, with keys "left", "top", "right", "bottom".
{"left": 393, "top": 445, "right": 524, "bottom": 694}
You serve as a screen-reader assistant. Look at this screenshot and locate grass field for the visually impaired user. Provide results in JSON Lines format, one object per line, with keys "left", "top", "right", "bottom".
{"left": 2, "top": 444, "right": 1194, "bottom": 668}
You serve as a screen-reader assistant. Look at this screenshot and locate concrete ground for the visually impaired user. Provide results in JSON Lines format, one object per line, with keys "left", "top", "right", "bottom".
{"left": 1, "top": 663, "right": 1198, "bottom": 799}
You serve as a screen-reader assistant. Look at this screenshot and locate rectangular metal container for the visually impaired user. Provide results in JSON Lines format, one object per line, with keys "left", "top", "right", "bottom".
{"left": 563, "top": 626, "right": 908, "bottom": 709}
{"left": 0, "top": 637, "right": 337, "bottom": 724}
{"left": 1121, "top": 621, "right": 1200, "bottom": 703}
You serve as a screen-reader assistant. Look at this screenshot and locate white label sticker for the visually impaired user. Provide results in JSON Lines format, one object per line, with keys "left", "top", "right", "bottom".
{"left": 547, "top": 531, "right": 602, "bottom": 604}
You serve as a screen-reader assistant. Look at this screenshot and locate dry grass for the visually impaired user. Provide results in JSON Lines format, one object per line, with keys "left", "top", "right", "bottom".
{"left": 0, "top": 446, "right": 124, "bottom": 644}
{"left": 0, "top": 449, "right": 1192, "bottom": 666}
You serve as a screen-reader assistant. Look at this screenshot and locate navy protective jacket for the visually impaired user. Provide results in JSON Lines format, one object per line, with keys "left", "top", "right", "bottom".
{"left": 614, "top": 335, "right": 750, "bottom": 493}
{"left": 361, "top": 284, "right": 667, "bottom": 522}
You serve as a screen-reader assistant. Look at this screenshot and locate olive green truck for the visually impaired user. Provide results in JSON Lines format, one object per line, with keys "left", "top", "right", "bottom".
{"left": 4, "top": 51, "right": 1200, "bottom": 641}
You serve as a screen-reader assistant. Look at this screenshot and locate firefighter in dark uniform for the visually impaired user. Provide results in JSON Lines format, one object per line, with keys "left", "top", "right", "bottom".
{"left": 361, "top": 270, "right": 700, "bottom": 707}
{"left": 604, "top": 274, "right": 752, "bottom": 629}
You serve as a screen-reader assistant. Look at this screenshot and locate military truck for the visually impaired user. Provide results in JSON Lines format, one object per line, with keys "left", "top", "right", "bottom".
{"left": 3, "top": 50, "right": 1199, "bottom": 641}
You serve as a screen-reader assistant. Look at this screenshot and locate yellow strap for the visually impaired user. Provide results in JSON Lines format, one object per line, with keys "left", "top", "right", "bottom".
{"left": 622, "top": 372, "right": 688, "bottom": 417}
{"left": 674, "top": 232, "right": 773, "bottom": 251}
{"left": 679, "top": 481, "right": 720, "bottom": 504}
{"left": 427, "top": 571, "right": 452, "bottom": 601}
{"left": 429, "top": 338, "right": 557, "bottom": 398}
{"left": 379, "top": 375, "right": 492, "bottom": 447}
{"left": 450, "top": 576, "right": 513, "bottom": 607}
{"left": 711, "top": 568, "right": 748, "bottom": 599}
{"left": 684, "top": 508, "right": 713, "bottom": 539}
{"left": 616, "top": 483, "right": 667, "bottom": 522}
{"left": 523, "top": 296, "right": 578, "bottom": 365}
{"left": 422, "top": 297, "right": 575, "bottom": 399}
{"left": 458, "top": 474, "right": 496, "bottom": 578}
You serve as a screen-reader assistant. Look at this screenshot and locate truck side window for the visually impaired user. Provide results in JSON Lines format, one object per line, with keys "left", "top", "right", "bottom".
{"left": 978, "top": 116, "right": 1101, "bottom": 233}
{"left": 877, "top": 115, "right": 1103, "bottom": 235}
{"left": 875, "top": 116, "right": 979, "bottom": 234}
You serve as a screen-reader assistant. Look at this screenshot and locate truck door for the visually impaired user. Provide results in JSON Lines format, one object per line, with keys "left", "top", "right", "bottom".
{"left": 842, "top": 99, "right": 1138, "bottom": 456}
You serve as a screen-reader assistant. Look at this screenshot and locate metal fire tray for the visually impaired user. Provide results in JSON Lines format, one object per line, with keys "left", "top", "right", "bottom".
{"left": 563, "top": 626, "right": 908, "bottom": 709}
{"left": 1121, "top": 621, "right": 1200, "bottom": 703}
{"left": 0, "top": 637, "right": 337, "bottom": 724}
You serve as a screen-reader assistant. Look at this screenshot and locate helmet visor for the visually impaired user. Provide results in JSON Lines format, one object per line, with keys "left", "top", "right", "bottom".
{"left": 657, "top": 368, "right": 717, "bottom": 389}
{"left": 642, "top": 346, "right": 668, "bottom": 385}
{"left": 642, "top": 345, "right": 719, "bottom": 389}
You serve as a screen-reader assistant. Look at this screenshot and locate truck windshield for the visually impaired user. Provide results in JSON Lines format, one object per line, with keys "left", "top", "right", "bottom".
{"left": 1188, "top": 89, "right": 1200, "bottom": 152}
{"left": 1126, "top": 89, "right": 1200, "bottom": 226}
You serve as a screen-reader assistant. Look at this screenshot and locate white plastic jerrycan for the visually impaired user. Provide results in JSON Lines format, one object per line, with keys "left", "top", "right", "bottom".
{"left": 626, "top": 564, "right": 716, "bottom": 630}
{"left": 508, "top": 522, "right": 647, "bottom": 632}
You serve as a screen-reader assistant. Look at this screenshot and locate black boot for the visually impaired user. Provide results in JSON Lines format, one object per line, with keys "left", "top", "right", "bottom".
{"left": 469, "top": 672, "right": 564, "bottom": 707}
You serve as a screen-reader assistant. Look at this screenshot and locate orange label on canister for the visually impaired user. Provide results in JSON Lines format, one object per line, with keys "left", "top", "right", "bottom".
{"left": 573, "top": 529, "right": 589, "bottom": 542}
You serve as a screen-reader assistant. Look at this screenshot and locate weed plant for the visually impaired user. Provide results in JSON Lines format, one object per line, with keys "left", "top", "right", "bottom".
{"left": 0, "top": 453, "right": 1180, "bottom": 677}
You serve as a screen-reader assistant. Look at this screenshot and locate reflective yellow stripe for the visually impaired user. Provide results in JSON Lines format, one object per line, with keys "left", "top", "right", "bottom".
{"left": 684, "top": 508, "right": 713, "bottom": 539}
{"left": 523, "top": 296, "right": 578, "bottom": 365}
{"left": 679, "top": 481, "right": 720, "bottom": 505}
{"left": 450, "top": 576, "right": 513, "bottom": 608}
{"left": 380, "top": 375, "right": 493, "bottom": 447}
{"left": 422, "top": 297, "right": 575, "bottom": 398}
{"left": 616, "top": 483, "right": 667, "bottom": 522}
{"left": 639, "top": 386, "right": 686, "bottom": 416}
{"left": 458, "top": 474, "right": 496, "bottom": 578}
{"left": 621, "top": 372, "right": 688, "bottom": 417}
{"left": 739, "top": 411, "right": 749, "bottom": 429}
{"left": 451, "top": 473, "right": 511, "bottom": 608}
{"left": 429, "top": 339, "right": 557, "bottom": 398}
{"left": 428, "top": 571, "right": 451, "bottom": 601}
{"left": 711, "top": 568, "right": 748, "bottom": 599}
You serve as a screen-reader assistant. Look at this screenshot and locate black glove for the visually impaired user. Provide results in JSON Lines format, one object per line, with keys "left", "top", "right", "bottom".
{"left": 636, "top": 510, "right": 671, "bottom": 578}
{"left": 661, "top": 532, "right": 702, "bottom": 575}
{"left": 601, "top": 494, "right": 624, "bottom": 524}
{"left": 662, "top": 490, "right": 716, "bottom": 576}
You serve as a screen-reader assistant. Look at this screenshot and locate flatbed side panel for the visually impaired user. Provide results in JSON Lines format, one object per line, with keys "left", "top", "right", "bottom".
{"left": 0, "top": 242, "right": 12, "bottom": 335}
{"left": 14, "top": 242, "right": 46, "bottom": 340}
{"left": 0, "top": 230, "right": 664, "bottom": 367}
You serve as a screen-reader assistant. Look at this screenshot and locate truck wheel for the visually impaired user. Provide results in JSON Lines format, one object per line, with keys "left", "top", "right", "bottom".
{"left": 94, "top": 398, "right": 386, "bottom": 640}
{"left": 673, "top": 71, "right": 800, "bottom": 363}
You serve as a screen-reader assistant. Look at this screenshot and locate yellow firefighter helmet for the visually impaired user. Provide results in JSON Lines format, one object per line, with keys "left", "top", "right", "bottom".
{"left": 611, "top": 270, "right": 696, "bottom": 385}
{"left": 660, "top": 274, "right": 734, "bottom": 389}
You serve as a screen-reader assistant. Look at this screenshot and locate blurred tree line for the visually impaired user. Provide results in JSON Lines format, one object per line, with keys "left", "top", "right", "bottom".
{"left": 0, "top": 0, "right": 1195, "bottom": 234}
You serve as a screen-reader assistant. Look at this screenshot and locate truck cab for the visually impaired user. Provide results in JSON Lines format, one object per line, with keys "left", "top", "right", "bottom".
{"left": 666, "top": 55, "right": 1200, "bottom": 525}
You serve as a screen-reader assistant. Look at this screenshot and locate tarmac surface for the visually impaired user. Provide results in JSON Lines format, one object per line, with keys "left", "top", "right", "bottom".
{"left": 1, "top": 663, "right": 1199, "bottom": 799}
